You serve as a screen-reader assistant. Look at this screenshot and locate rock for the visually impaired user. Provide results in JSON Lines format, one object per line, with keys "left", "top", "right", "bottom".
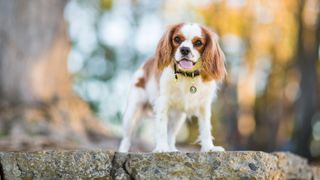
{"left": 0, "top": 150, "right": 114, "bottom": 179}
{"left": 0, "top": 150, "right": 318, "bottom": 179}
{"left": 273, "top": 152, "right": 313, "bottom": 179}
{"left": 312, "top": 166, "right": 320, "bottom": 179}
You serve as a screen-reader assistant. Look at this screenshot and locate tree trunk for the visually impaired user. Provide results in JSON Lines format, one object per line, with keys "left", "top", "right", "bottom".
{"left": 0, "top": 0, "right": 111, "bottom": 151}
{"left": 293, "top": 0, "right": 319, "bottom": 159}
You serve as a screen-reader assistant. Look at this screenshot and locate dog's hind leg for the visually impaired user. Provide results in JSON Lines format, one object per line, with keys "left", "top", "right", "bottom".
{"left": 118, "top": 87, "right": 145, "bottom": 152}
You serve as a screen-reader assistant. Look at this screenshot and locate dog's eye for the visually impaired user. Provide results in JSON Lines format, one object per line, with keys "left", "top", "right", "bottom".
{"left": 194, "top": 40, "right": 202, "bottom": 47}
{"left": 174, "top": 36, "right": 181, "bottom": 44}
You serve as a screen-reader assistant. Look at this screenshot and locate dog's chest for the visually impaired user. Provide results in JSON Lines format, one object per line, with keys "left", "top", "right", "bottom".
{"left": 160, "top": 68, "right": 215, "bottom": 113}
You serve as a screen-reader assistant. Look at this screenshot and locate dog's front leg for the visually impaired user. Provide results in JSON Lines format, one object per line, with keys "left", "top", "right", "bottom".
{"left": 153, "top": 97, "right": 170, "bottom": 152}
{"left": 198, "top": 104, "right": 225, "bottom": 152}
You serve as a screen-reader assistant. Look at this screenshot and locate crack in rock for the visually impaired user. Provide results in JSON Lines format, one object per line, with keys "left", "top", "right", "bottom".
{"left": 111, "top": 152, "right": 132, "bottom": 180}
{"left": 0, "top": 155, "right": 4, "bottom": 180}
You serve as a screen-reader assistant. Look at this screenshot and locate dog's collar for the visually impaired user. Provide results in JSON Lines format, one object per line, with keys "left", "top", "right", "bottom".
{"left": 173, "top": 63, "right": 200, "bottom": 79}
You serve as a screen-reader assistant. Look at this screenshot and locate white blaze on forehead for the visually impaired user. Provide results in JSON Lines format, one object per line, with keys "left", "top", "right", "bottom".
{"left": 180, "top": 23, "right": 202, "bottom": 40}
{"left": 175, "top": 23, "right": 202, "bottom": 63}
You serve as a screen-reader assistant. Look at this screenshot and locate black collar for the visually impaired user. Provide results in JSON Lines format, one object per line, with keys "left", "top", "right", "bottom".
{"left": 174, "top": 64, "right": 200, "bottom": 79}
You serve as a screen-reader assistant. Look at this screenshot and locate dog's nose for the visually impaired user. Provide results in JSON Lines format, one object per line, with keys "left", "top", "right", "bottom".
{"left": 180, "top": 47, "right": 190, "bottom": 56}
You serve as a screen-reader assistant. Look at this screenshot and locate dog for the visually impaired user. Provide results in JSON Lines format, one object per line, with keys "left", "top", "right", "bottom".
{"left": 118, "top": 23, "right": 226, "bottom": 152}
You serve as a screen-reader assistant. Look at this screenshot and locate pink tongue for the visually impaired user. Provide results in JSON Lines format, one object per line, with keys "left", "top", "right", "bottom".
{"left": 179, "top": 60, "right": 194, "bottom": 69}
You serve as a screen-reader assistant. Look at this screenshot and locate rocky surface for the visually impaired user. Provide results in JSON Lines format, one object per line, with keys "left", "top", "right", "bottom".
{"left": 0, "top": 150, "right": 318, "bottom": 179}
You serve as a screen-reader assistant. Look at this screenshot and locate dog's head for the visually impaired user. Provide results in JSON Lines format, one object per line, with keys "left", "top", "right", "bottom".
{"left": 155, "top": 23, "right": 226, "bottom": 81}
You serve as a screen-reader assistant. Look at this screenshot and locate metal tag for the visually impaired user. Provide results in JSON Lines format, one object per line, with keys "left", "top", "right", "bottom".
{"left": 190, "top": 86, "right": 197, "bottom": 94}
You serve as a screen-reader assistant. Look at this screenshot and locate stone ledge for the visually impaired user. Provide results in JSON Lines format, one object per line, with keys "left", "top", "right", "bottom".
{"left": 0, "top": 150, "right": 318, "bottom": 179}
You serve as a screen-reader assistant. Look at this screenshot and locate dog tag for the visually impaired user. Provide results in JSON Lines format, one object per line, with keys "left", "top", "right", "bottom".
{"left": 190, "top": 86, "right": 197, "bottom": 94}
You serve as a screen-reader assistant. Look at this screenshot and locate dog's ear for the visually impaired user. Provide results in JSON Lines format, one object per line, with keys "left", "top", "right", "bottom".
{"left": 155, "top": 24, "right": 181, "bottom": 71}
{"left": 201, "top": 28, "right": 226, "bottom": 81}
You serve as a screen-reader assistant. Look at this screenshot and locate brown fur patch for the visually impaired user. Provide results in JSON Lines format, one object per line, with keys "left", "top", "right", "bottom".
{"left": 134, "top": 57, "right": 162, "bottom": 89}
{"left": 155, "top": 23, "right": 183, "bottom": 71}
{"left": 143, "top": 58, "right": 156, "bottom": 79}
{"left": 192, "top": 36, "right": 206, "bottom": 53}
{"left": 135, "top": 77, "right": 145, "bottom": 88}
{"left": 200, "top": 27, "right": 226, "bottom": 82}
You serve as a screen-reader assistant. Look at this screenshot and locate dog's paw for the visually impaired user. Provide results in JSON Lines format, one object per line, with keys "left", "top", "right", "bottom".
{"left": 168, "top": 146, "right": 179, "bottom": 152}
{"left": 153, "top": 148, "right": 170, "bottom": 153}
{"left": 153, "top": 145, "right": 171, "bottom": 152}
{"left": 201, "top": 146, "right": 225, "bottom": 152}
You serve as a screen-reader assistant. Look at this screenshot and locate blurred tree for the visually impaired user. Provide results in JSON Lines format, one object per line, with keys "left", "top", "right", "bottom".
{"left": 292, "top": 0, "right": 319, "bottom": 159}
{"left": 197, "top": 0, "right": 319, "bottom": 161}
{"left": 0, "top": 0, "right": 110, "bottom": 150}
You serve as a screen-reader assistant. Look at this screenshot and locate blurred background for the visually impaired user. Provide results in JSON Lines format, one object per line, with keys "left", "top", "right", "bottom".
{"left": 0, "top": 0, "right": 319, "bottom": 162}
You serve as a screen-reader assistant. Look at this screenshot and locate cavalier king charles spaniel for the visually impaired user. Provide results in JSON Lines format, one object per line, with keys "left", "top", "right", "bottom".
{"left": 119, "top": 23, "right": 226, "bottom": 152}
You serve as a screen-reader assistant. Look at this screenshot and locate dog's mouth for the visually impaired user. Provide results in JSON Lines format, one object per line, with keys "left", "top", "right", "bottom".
{"left": 177, "top": 58, "right": 196, "bottom": 70}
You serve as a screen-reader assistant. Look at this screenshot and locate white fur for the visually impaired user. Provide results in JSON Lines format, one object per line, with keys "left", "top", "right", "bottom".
{"left": 174, "top": 23, "right": 202, "bottom": 64}
{"left": 119, "top": 66, "right": 224, "bottom": 152}
{"left": 153, "top": 67, "right": 223, "bottom": 152}
{"left": 118, "top": 69, "right": 147, "bottom": 152}
{"left": 180, "top": 23, "right": 202, "bottom": 39}
{"left": 119, "top": 23, "right": 224, "bottom": 153}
